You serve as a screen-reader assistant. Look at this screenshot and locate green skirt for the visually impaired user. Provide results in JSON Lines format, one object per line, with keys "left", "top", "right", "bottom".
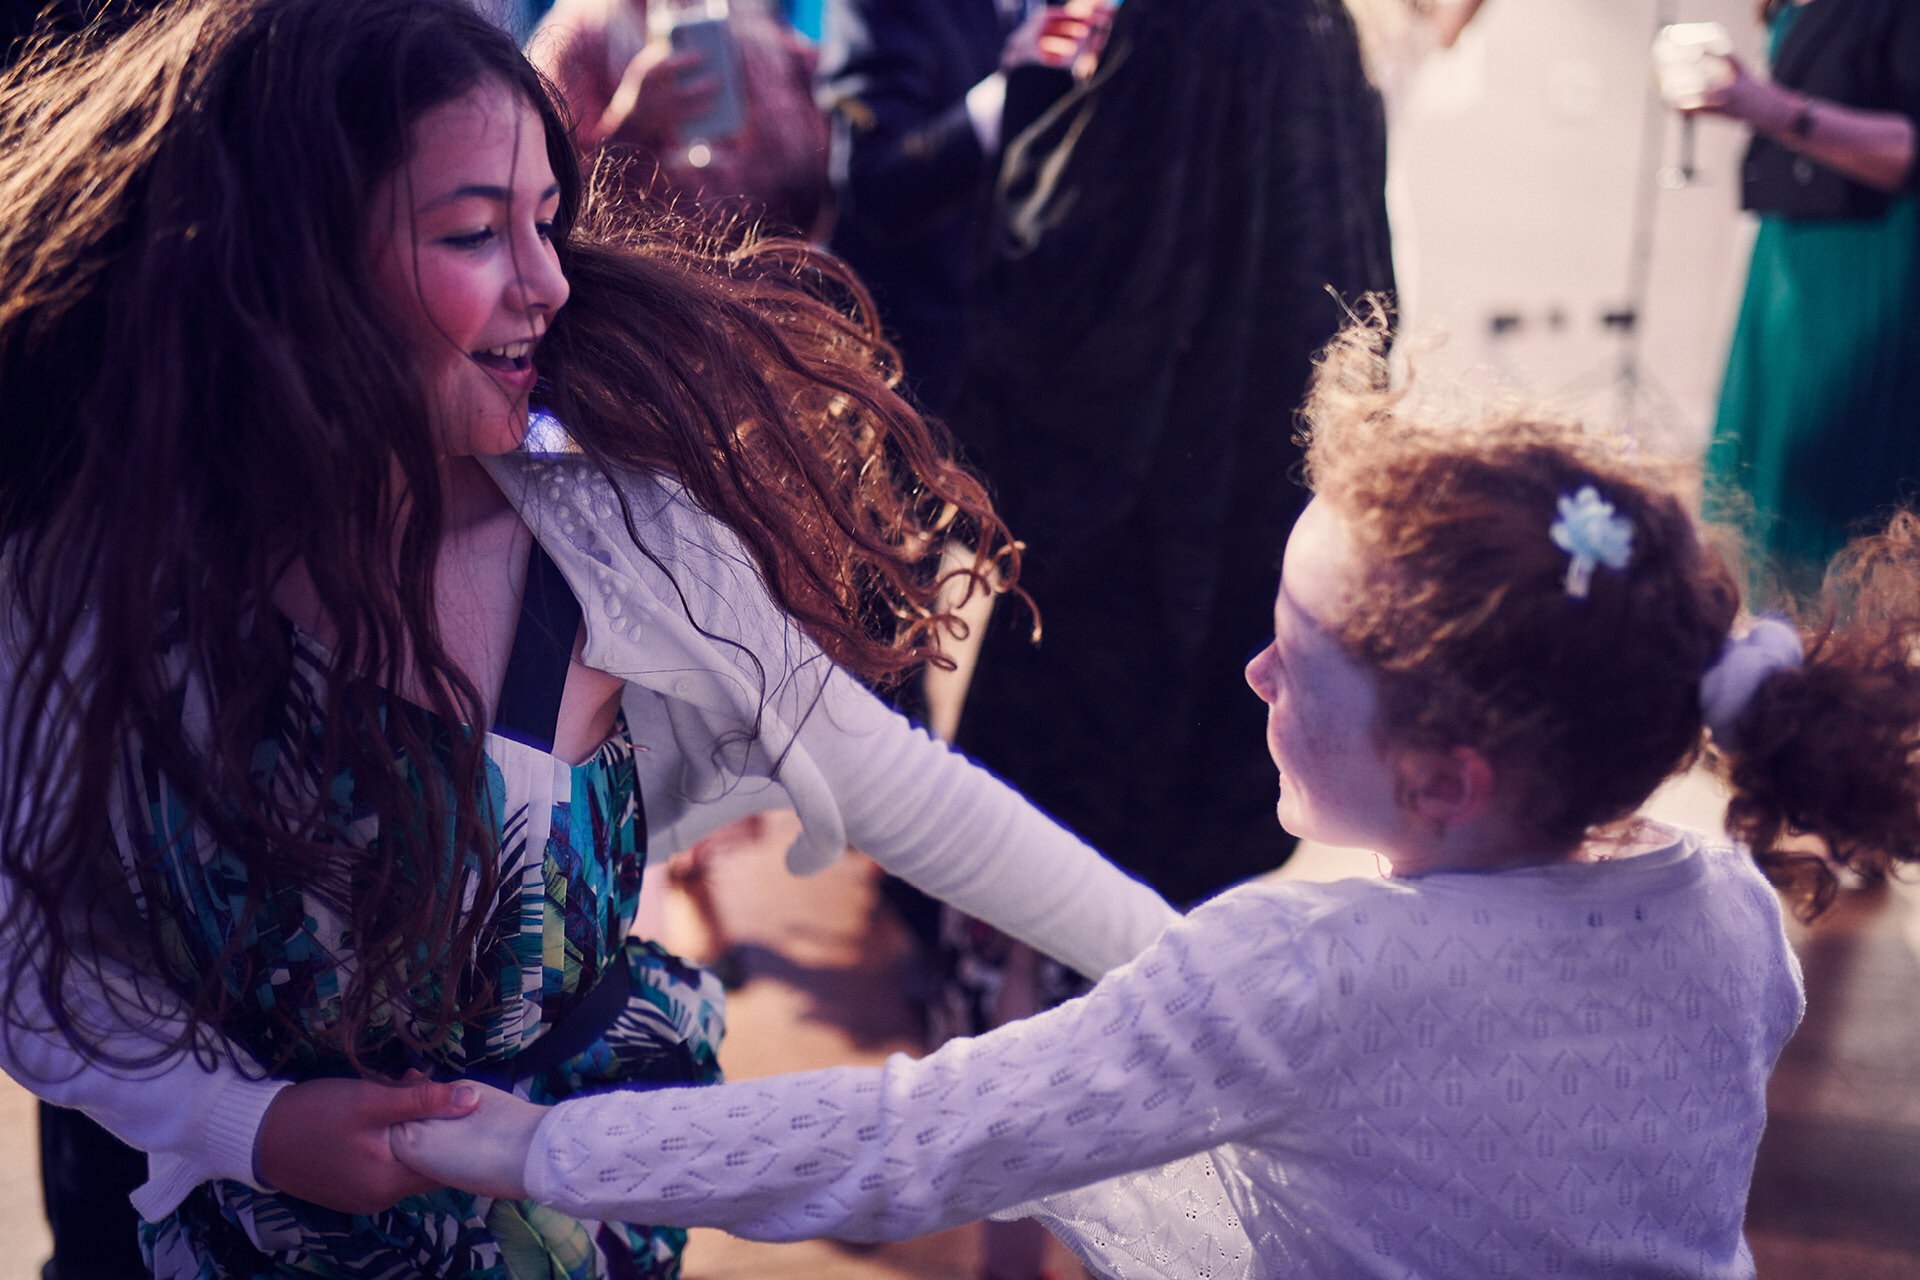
{"left": 1708, "top": 193, "right": 1920, "bottom": 596}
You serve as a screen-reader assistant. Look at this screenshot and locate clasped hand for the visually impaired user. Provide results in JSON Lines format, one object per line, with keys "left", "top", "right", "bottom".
{"left": 254, "top": 1074, "right": 543, "bottom": 1212}
{"left": 253, "top": 1073, "right": 481, "bottom": 1215}
{"left": 389, "top": 1079, "right": 548, "bottom": 1202}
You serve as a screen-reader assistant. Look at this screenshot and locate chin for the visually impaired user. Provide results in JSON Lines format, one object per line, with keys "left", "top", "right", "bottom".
{"left": 455, "top": 415, "right": 530, "bottom": 458}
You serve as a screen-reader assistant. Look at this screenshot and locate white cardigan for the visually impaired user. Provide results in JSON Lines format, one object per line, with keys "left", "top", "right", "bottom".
{"left": 0, "top": 451, "right": 1178, "bottom": 1219}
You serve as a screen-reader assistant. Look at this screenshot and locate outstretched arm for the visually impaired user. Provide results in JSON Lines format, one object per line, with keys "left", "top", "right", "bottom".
{"left": 397, "top": 887, "right": 1321, "bottom": 1241}
{"left": 504, "top": 462, "right": 1181, "bottom": 980}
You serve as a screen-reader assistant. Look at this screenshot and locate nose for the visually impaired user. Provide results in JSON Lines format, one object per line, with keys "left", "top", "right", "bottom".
{"left": 1245, "top": 642, "right": 1278, "bottom": 704}
{"left": 508, "top": 227, "right": 569, "bottom": 327}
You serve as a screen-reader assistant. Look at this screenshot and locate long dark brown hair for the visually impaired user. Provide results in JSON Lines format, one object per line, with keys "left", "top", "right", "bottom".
{"left": 1302, "top": 317, "right": 1920, "bottom": 917}
{"left": 0, "top": 0, "right": 1013, "bottom": 1073}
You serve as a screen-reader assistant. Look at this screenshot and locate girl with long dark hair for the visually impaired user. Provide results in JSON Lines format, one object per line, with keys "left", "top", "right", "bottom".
{"left": 0, "top": 1, "right": 1175, "bottom": 1274}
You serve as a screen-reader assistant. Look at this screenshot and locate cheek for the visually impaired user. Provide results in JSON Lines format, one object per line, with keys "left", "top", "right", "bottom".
{"left": 407, "top": 265, "right": 486, "bottom": 353}
{"left": 372, "top": 252, "right": 488, "bottom": 365}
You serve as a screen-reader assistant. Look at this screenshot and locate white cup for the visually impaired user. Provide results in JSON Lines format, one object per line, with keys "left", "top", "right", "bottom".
{"left": 1653, "top": 22, "right": 1735, "bottom": 110}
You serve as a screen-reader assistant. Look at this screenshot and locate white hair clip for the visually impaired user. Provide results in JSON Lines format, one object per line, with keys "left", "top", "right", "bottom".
{"left": 1700, "top": 617, "right": 1803, "bottom": 750}
{"left": 1550, "top": 485, "right": 1634, "bottom": 599}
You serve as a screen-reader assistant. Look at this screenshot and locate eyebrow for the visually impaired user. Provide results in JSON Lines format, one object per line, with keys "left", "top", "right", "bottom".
{"left": 422, "top": 182, "right": 561, "bottom": 212}
{"left": 1276, "top": 581, "right": 1332, "bottom": 637}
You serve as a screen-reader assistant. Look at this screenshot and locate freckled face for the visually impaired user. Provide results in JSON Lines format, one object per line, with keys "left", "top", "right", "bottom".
{"left": 1244, "top": 499, "right": 1403, "bottom": 851}
{"left": 367, "top": 80, "right": 568, "bottom": 458}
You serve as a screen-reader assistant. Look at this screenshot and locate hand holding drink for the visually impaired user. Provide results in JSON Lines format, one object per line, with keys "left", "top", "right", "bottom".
{"left": 1654, "top": 22, "right": 1738, "bottom": 113}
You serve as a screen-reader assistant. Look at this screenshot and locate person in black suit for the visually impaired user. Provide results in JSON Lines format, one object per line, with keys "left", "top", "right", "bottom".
{"left": 818, "top": 0, "right": 1094, "bottom": 413}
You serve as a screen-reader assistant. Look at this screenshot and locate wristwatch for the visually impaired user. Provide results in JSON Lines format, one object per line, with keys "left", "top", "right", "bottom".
{"left": 1789, "top": 96, "right": 1816, "bottom": 142}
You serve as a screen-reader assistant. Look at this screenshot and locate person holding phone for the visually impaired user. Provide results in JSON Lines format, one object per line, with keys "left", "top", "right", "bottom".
{"left": 1686, "top": 0, "right": 1920, "bottom": 594}
{"left": 531, "top": 0, "right": 831, "bottom": 235}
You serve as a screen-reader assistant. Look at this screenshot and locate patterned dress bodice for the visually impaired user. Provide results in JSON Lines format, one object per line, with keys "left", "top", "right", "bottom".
{"left": 120, "top": 625, "right": 724, "bottom": 1280}
{"left": 118, "top": 626, "right": 647, "bottom": 1079}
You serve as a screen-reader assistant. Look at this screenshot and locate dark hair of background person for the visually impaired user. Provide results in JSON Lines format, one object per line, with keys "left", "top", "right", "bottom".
{"left": 1303, "top": 319, "right": 1920, "bottom": 918}
{"left": 0, "top": 0, "right": 1013, "bottom": 1075}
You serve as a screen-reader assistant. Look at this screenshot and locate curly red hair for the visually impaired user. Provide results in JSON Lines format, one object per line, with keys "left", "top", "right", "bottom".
{"left": 1301, "top": 317, "right": 1920, "bottom": 915}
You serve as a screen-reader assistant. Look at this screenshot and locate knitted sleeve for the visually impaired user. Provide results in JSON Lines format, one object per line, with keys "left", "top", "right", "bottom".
{"left": 523, "top": 886, "right": 1324, "bottom": 1241}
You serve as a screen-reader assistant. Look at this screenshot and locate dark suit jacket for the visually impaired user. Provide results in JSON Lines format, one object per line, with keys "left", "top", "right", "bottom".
{"left": 818, "top": 0, "right": 1064, "bottom": 409}
{"left": 1743, "top": 0, "right": 1920, "bottom": 219}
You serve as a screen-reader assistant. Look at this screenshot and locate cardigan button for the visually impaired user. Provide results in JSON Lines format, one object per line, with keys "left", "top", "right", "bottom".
{"left": 1792, "top": 156, "right": 1815, "bottom": 186}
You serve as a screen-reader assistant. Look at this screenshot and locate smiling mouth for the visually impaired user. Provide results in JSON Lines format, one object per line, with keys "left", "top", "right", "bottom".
{"left": 469, "top": 339, "right": 534, "bottom": 375}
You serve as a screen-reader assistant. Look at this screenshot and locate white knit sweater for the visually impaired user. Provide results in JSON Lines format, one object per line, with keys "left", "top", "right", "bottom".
{"left": 523, "top": 828, "right": 1802, "bottom": 1279}
{"left": 0, "top": 452, "right": 1178, "bottom": 1218}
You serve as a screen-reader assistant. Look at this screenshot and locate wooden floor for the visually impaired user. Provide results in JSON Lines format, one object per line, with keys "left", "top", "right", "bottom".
{"left": 3, "top": 777, "right": 1918, "bottom": 1277}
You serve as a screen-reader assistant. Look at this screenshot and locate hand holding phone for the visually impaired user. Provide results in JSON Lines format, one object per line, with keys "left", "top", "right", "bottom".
{"left": 601, "top": 40, "right": 719, "bottom": 150}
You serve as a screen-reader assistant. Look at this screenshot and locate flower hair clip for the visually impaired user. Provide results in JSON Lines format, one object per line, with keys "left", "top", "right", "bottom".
{"left": 1550, "top": 485, "right": 1633, "bottom": 599}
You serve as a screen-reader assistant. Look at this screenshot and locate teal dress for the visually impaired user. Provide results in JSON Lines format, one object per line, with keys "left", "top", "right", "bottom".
{"left": 122, "top": 620, "right": 726, "bottom": 1279}
{"left": 1709, "top": 3, "right": 1920, "bottom": 594}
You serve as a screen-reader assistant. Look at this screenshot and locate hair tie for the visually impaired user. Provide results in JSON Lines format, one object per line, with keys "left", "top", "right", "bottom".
{"left": 1551, "top": 486, "right": 1633, "bottom": 599}
{"left": 1700, "top": 616, "right": 1803, "bottom": 750}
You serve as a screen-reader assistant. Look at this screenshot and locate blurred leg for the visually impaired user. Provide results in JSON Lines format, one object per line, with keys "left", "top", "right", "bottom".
{"left": 38, "top": 1103, "right": 147, "bottom": 1280}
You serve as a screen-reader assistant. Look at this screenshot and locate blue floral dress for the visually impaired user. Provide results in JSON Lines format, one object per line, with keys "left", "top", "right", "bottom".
{"left": 121, "top": 618, "right": 726, "bottom": 1280}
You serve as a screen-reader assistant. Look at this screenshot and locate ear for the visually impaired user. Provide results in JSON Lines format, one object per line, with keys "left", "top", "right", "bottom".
{"left": 1396, "top": 745, "right": 1498, "bottom": 835}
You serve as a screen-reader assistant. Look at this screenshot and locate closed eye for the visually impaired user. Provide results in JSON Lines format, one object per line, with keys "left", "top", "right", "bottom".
{"left": 441, "top": 228, "right": 496, "bottom": 250}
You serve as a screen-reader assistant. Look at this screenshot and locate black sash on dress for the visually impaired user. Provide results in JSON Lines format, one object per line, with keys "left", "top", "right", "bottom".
{"left": 490, "top": 538, "right": 583, "bottom": 755}
{"left": 469, "top": 538, "right": 641, "bottom": 1089}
